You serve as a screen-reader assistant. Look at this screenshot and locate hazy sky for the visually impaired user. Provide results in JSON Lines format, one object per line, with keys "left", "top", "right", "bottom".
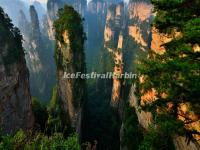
{"left": 22, "top": 0, "right": 129, "bottom": 4}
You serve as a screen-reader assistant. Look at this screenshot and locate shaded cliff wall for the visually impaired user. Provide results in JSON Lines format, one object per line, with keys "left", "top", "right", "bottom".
{"left": 86, "top": 0, "right": 108, "bottom": 65}
{"left": 18, "top": 6, "right": 56, "bottom": 101}
{"left": 0, "top": 7, "right": 34, "bottom": 134}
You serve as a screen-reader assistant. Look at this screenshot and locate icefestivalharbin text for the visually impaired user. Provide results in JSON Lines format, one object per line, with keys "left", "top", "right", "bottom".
{"left": 63, "top": 72, "right": 137, "bottom": 79}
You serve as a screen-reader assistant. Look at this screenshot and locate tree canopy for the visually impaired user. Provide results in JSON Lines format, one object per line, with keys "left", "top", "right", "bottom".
{"left": 138, "top": 0, "right": 200, "bottom": 147}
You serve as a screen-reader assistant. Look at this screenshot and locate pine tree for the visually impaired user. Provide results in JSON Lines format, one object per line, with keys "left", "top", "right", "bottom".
{"left": 138, "top": 0, "right": 200, "bottom": 146}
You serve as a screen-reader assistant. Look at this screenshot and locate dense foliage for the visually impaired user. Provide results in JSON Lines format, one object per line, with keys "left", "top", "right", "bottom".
{"left": 54, "top": 5, "right": 86, "bottom": 70}
{"left": 46, "top": 87, "right": 73, "bottom": 136}
{"left": 0, "top": 7, "right": 24, "bottom": 66}
{"left": 0, "top": 130, "right": 80, "bottom": 150}
{"left": 122, "top": 104, "right": 143, "bottom": 150}
{"left": 138, "top": 0, "right": 200, "bottom": 148}
{"left": 0, "top": 87, "right": 80, "bottom": 150}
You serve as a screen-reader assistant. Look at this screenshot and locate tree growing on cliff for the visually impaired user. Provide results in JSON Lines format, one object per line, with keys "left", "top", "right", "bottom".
{"left": 138, "top": 0, "right": 200, "bottom": 149}
{"left": 0, "top": 7, "right": 24, "bottom": 66}
{"left": 54, "top": 5, "right": 86, "bottom": 70}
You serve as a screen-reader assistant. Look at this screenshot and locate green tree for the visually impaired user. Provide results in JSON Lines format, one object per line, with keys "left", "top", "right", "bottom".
{"left": 0, "top": 130, "right": 80, "bottom": 150}
{"left": 54, "top": 5, "right": 86, "bottom": 71}
{"left": 0, "top": 7, "right": 24, "bottom": 66}
{"left": 32, "top": 97, "right": 48, "bottom": 132}
{"left": 138, "top": 0, "right": 200, "bottom": 148}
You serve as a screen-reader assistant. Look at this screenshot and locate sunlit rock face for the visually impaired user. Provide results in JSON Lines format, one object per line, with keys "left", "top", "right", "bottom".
{"left": 128, "top": 0, "right": 153, "bottom": 49}
{"left": 178, "top": 103, "right": 200, "bottom": 142}
{"left": 128, "top": 0, "right": 152, "bottom": 22}
{"left": 103, "top": 0, "right": 153, "bottom": 108}
{"left": 0, "top": 8, "right": 34, "bottom": 134}
{"left": 129, "top": 84, "right": 153, "bottom": 129}
{"left": 56, "top": 29, "right": 86, "bottom": 130}
{"left": 104, "top": 2, "right": 125, "bottom": 108}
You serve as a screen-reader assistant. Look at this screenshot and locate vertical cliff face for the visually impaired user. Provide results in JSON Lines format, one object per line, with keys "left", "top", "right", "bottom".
{"left": 104, "top": 2, "right": 125, "bottom": 108}
{"left": 54, "top": 6, "right": 86, "bottom": 130}
{"left": 29, "top": 5, "right": 42, "bottom": 50}
{"left": 26, "top": 6, "right": 44, "bottom": 98}
{"left": 0, "top": 8, "right": 34, "bottom": 134}
{"left": 104, "top": 0, "right": 153, "bottom": 108}
{"left": 19, "top": 6, "right": 43, "bottom": 74}
{"left": 127, "top": 0, "right": 153, "bottom": 49}
{"left": 18, "top": 6, "right": 56, "bottom": 101}
{"left": 119, "top": 1, "right": 153, "bottom": 149}
{"left": 18, "top": 10, "right": 29, "bottom": 37}
{"left": 86, "top": 0, "right": 108, "bottom": 62}
{"left": 32, "top": 1, "right": 46, "bottom": 22}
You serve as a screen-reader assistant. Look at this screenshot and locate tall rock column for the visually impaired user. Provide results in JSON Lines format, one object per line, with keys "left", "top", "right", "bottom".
{"left": 47, "top": 0, "right": 87, "bottom": 39}
{"left": 104, "top": 2, "right": 125, "bottom": 108}
{"left": 54, "top": 6, "right": 86, "bottom": 130}
{"left": 0, "top": 7, "right": 34, "bottom": 134}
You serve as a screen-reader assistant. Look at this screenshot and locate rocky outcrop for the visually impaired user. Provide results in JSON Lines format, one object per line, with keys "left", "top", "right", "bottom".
{"left": 104, "top": 2, "right": 125, "bottom": 108}
{"left": 104, "top": 0, "right": 153, "bottom": 108}
{"left": 0, "top": 8, "right": 34, "bottom": 134}
{"left": 56, "top": 31, "right": 85, "bottom": 129}
{"left": 47, "top": 0, "right": 87, "bottom": 39}
{"left": 54, "top": 6, "right": 86, "bottom": 130}
{"left": 129, "top": 85, "right": 153, "bottom": 129}
{"left": 128, "top": 0, "right": 153, "bottom": 49}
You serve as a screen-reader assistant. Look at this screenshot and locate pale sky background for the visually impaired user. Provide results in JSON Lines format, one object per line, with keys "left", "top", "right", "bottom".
{"left": 22, "top": 0, "right": 129, "bottom": 5}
